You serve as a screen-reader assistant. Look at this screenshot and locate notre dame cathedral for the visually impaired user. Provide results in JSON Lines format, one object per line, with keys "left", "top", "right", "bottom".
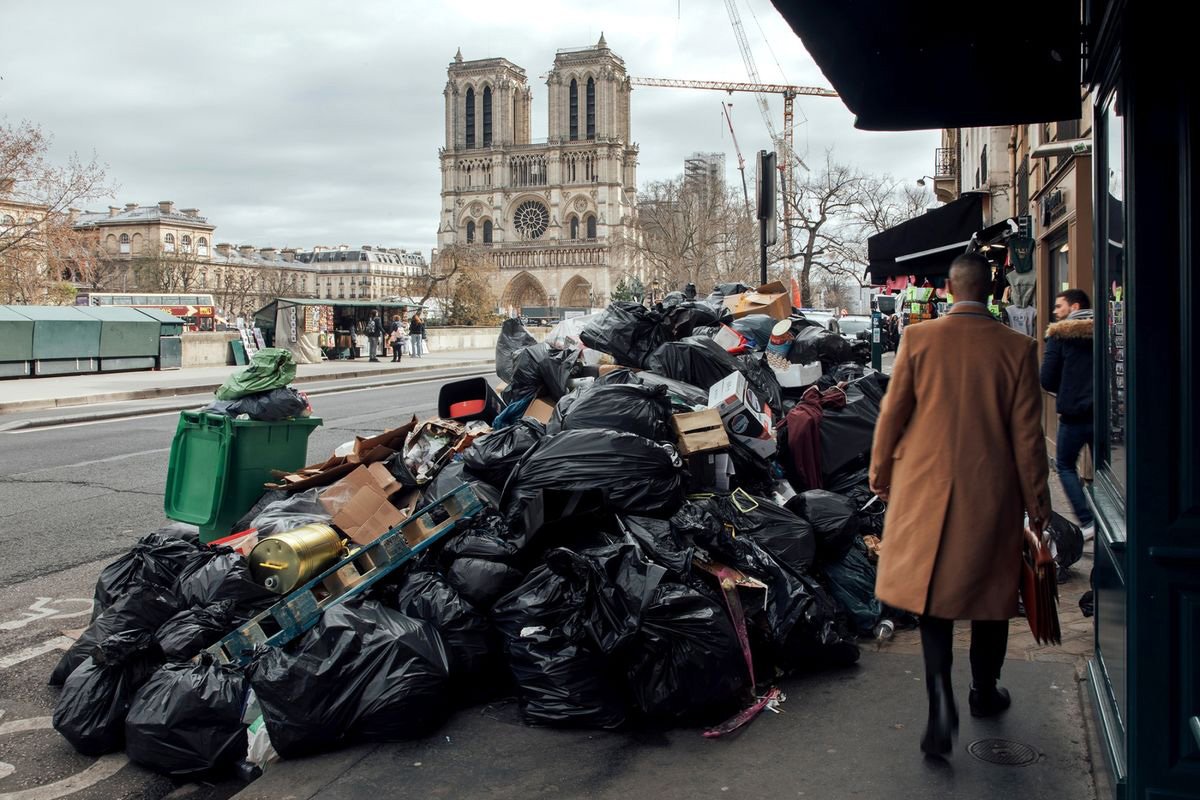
{"left": 437, "top": 34, "right": 639, "bottom": 312}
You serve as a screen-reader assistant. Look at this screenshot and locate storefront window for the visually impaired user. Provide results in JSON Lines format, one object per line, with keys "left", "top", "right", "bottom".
{"left": 1098, "top": 92, "right": 1126, "bottom": 495}
{"left": 1049, "top": 230, "right": 1070, "bottom": 320}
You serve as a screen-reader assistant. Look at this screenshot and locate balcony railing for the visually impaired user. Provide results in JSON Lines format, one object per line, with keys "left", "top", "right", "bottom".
{"left": 934, "top": 147, "right": 957, "bottom": 180}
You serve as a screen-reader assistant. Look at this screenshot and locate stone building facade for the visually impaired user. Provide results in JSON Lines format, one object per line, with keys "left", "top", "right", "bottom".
{"left": 437, "top": 35, "right": 639, "bottom": 312}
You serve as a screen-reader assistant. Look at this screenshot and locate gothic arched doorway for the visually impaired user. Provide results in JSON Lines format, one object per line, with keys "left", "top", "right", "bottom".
{"left": 560, "top": 274, "right": 591, "bottom": 308}
{"left": 500, "top": 271, "right": 549, "bottom": 313}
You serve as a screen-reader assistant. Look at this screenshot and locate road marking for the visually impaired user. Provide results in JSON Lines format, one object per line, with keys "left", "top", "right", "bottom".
{"left": 6, "top": 449, "right": 170, "bottom": 477}
{"left": 0, "top": 716, "right": 128, "bottom": 800}
{"left": 0, "top": 599, "right": 93, "bottom": 631}
{"left": 0, "top": 637, "right": 73, "bottom": 670}
{"left": 2, "top": 368, "right": 492, "bottom": 434}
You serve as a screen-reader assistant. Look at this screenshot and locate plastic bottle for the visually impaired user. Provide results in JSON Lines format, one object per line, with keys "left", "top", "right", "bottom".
{"left": 873, "top": 619, "right": 895, "bottom": 642}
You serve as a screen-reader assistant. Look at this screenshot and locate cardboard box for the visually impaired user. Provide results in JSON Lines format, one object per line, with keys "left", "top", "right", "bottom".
{"left": 321, "top": 463, "right": 407, "bottom": 546}
{"left": 707, "top": 371, "right": 776, "bottom": 458}
{"left": 772, "top": 361, "right": 823, "bottom": 388}
{"left": 723, "top": 281, "right": 792, "bottom": 321}
{"left": 672, "top": 408, "right": 730, "bottom": 456}
{"left": 713, "top": 324, "right": 749, "bottom": 352}
{"left": 524, "top": 396, "right": 556, "bottom": 424}
{"left": 267, "top": 417, "right": 417, "bottom": 492}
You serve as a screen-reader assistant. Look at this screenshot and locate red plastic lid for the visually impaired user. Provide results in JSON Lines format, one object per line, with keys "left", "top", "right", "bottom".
{"left": 449, "top": 399, "right": 487, "bottom": 418}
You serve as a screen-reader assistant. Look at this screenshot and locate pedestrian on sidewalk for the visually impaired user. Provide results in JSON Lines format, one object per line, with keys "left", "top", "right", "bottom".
{"left": 409, "top": 312, "right": 426, "bottom": 358}
{"left": 1040, "top": 288, "right": 1095, "bottom": 540}
{"left": 869, "top": 253, "right": 1050, "bottom": 758}
{"left": 366, "top": 311, "right": 382, "bottom": 362}
{"left": 388, "top": 314, "right": 405, "bottom": 362}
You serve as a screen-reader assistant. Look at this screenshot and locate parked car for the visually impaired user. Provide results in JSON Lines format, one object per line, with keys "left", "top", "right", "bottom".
{"left": 798, "top": 309, "right": 841, "bottom": 335}
{"left": 837, "top": 314, "right": 873, "bottom": 342}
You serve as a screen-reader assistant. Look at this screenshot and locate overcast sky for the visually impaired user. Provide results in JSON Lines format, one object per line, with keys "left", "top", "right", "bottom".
{"left": 2, "top": 0, "right": 937, "bottom": 254}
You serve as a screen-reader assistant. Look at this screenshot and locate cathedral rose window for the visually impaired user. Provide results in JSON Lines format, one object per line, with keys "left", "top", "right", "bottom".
{"left": 513, "top": 200, "right": 550, "bottom": 240}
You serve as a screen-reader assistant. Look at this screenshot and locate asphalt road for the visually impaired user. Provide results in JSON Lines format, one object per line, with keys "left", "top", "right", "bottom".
{"left": 0, "top": 368, "right": 489, "bottom": 800}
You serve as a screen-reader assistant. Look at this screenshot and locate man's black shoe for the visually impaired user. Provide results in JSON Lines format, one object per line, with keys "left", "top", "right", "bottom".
{"left": 969, "top": 685, "right": 1011, "bottom": 717}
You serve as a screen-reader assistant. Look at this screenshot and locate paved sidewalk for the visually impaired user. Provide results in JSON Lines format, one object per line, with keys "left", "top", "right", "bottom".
{"left": 0, "top": 349, "right": 496, "bottom": 415}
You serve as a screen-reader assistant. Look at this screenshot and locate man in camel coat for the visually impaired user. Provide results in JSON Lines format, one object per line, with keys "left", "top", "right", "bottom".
{"left": 869, "top": 252, "right": 1050, "bottom": 757}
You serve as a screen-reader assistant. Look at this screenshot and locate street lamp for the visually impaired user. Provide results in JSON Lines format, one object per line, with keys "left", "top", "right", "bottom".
{"left": 916, "top": 175, "right": 937, "bottom": 187}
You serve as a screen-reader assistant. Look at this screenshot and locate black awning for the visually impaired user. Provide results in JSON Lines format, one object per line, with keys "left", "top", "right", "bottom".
{"left": 867, "top": 193, "right": 983, "bottom": 283}
{"left": 771, "top": 1, "right": 1081, "bottom": 131}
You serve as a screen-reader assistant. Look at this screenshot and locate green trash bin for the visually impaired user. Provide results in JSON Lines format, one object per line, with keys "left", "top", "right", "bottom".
{"left": 163, "top": 411, "right": 322, "bottom": 542}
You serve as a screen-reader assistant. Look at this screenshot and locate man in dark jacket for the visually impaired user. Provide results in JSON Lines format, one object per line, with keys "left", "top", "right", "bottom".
{"left": 1040, "top": 288, "right": 1094, "bottom": 538}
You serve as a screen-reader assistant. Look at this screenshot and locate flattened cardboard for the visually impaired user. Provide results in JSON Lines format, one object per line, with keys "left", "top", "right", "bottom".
{"left": 524, "top": 396, "right": 556, "bottom": 424}
{"left": 723, "top": 280, "right": 791, "bottom": 321}
{"left": 267, "top": 416, "right": 417, "bottom": 493}
{"left": 321, "top": 463, "right": 406, "bottom": 546}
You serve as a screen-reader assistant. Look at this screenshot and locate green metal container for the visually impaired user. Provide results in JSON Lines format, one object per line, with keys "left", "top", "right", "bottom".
{"left": 135, "top": 307, "right": 185, "bottom": 337}
{"left": 0, "top": 306, "right": 35, "bottom": 377}
{"left": 77, "top": 306, "right": 161, "bottom": 358}
{"left": 163, "top": 411, "right": 322, "bottom": 542}
{"left": 159, "top": 336, "right": 182, "bottom": 370}
{"left": 20, "top": 306, "right": 101, "bottom": 360}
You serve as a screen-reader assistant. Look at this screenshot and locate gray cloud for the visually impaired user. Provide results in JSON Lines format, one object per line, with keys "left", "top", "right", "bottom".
{"left": 2, "top": 0, "right": 937, "bottom": 254}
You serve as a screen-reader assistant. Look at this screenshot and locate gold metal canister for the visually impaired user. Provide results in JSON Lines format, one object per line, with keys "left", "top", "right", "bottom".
{"left": 249, "top": 523, "right": 344, "bottom": 594}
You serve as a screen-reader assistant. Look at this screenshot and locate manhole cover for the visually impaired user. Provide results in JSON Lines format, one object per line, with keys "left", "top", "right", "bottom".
{"left": 967, "top": 738, "right": 1040, "bottom": 766}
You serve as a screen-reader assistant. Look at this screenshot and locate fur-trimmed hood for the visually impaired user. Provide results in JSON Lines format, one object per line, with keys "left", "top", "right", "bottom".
{"left": 1045, "top": 318, "right": 1094, "bottom": 340}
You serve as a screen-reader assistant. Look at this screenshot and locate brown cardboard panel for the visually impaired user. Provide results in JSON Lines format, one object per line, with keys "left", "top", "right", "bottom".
{"left": 524, "top": 396, "right": 556, "bottom": 424}
{"left": 266, "top": 416, "right": 417, "bottom": 492}
{"left": 723, "top": 281, "right": 791, "bottom": 320}
{"left": 320, "top": 464, "right": 407, "bottom": 546}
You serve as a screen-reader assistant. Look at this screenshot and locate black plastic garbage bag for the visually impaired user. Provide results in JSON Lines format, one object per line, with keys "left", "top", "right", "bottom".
{"left": 633, "top": 371, "right": 710, "bottom": 409}
{"left": 556, "top": 384, "right": 674, "bottom": 442}
{"left": 830, "top": 362, "right": 867, "bottom": 384}
{"left": 250, "top": 600, "right": 450, "bottom": 758}
{"left": 502, "top": 430, "right": 684, "bottom": 547}
{"left": 646, "top": 336, "right": 741, "bottom": 392}
{"left": 496, "top": 317, "right": 537, "bottom": 384}
{"left": 441, "top": 515, "right": 525, "bottom": 610}
{"left": 717, "top": 493, "right": 817, "bottom": 574}
{"left": 492, "top": 546, "right": 663, "bottom": 729}
{"left": 175, "top": 547, "right": 277, "bottom": 617}
{"left": 125, "top": 656, "right": 248, "bottom": 778}
{"left": 580, "top": 302, "right": 669, "bottom": 368}
{"left": 731, "top": 314, "right": 777, "bottom": 349}
{"left": 819, "top": 373, "right": 887, "bottom": 485}
{"left": 51, "top": 585, "right": 180, "bottom": 686}
{"left": 1048, "top": 511, "right": 1084, "bottom": 570}
{"left": 826, "top": 469, "right": 885, "bottom": 539}
{"left": 619, "top": 515, "right": 694, "bottom": 579}
{"left": 593, "top": 367, "right": 640, "bottom": 385}
{"left": 664, "top": 302, "right": 730, "bottom": 339}
{"left": 624, "top": 583, "right": 745, "bottom": 722}
{"left": 92, "top": 529, "right": 204, "bottom": 620}
{"left": 801, "top": 490, "right": 860, "bottom": 562}
{"left": 202, "top": 387, "right": 309, "bottom": 422}
{"left": 820, "top": 542, "right": 882, "bottom": 635}
{"left": 53, "top": 630, "right": 161, "bottom": 756}
{"left": 156, "top": 600, "right": 240, "bottom": 662}
{"left": 506, "top": 342, "right": 580, "bottom": 402}
{"left": 386, "top": 570, "right": 491, "bottom": 677}
{"left": 247, "top": 489, "right": 330, "bottom": 537}
{"left": 461, "top": 419, "right": 547, "bottom": 488}
{"left": 674, "top": 500, "right": 857, "bottom": 671}
{"left": 704, "top": 283, "right": 750, "bottom": 306}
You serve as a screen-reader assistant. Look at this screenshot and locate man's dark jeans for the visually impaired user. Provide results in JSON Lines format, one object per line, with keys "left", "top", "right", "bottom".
{"left": 1055, "top": 419, "right": 1094, "bottom": 527}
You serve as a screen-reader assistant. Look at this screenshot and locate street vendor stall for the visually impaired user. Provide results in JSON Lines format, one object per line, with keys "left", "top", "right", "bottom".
{"left": 253, "top": 299, "right": 421, "bottom": 364}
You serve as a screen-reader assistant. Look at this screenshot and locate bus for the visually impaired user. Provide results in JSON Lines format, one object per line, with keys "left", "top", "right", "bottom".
{"left": 75, "top": 292, "right": 218, "bottom": 332}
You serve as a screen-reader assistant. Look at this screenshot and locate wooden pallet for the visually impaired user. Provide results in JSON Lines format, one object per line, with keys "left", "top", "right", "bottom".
{"left": 207, "top": 483, "right": 485, "bottom": 665}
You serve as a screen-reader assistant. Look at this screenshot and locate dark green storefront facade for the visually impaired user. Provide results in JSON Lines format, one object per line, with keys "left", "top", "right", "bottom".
{"left": 772, "top": 1, "right": 1198, "bottom": 796}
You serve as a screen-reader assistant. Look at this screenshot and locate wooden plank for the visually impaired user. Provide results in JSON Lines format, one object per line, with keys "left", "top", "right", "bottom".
{"left": 671, "top": 408, "right": 730, "bottom": 456}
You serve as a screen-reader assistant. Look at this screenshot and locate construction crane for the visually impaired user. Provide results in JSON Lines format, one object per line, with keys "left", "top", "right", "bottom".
{"left": 722, "top": 102, "right": 752, "bottom": 216}
{"left": 628, "top": 76, "right": 838, "bottom": 259}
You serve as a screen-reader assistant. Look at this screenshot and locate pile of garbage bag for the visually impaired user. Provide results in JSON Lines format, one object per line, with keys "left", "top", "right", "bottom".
{"left": 204, "top": 348, "right": 312, "bottom": 421}
{"left": 51, "top": 281, "right": 909, "bottom": 781}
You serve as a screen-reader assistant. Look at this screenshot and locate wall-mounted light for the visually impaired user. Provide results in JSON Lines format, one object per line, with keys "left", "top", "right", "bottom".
{"left": 1059, "top": 243, "right": 1070, "bottom": 253}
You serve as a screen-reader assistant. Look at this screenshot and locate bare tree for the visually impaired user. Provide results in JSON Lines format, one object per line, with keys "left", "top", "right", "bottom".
{"left": 1, "top": 121, "right": 114, "bottom": 301}
{"left": 423, "top": 245, "right": 498, "bottom": 325}
{"left": 616, "top": 176, "right": 759, "bottom": 294}
{"left": 778, "top": 150, "right": 933, "bottom": 305}
{"left": 130, "top": 242, "right": 204, "bottom": 293}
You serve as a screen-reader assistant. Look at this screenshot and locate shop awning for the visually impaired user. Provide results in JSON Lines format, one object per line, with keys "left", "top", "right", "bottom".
{"left": 770, "top": 1, "right": 1081, "bottom": 131}
{"left": 867, "top": 193, "right": 983, "bottom": 283}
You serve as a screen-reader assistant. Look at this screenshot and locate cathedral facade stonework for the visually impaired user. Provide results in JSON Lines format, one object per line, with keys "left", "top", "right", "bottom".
{"left": 437, "top": 35, "right": 638, "bottom": 311}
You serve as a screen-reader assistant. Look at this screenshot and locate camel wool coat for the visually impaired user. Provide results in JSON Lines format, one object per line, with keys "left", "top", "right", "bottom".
{"left": 870, "top": 304, "right": 1050, "bottom": 620}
